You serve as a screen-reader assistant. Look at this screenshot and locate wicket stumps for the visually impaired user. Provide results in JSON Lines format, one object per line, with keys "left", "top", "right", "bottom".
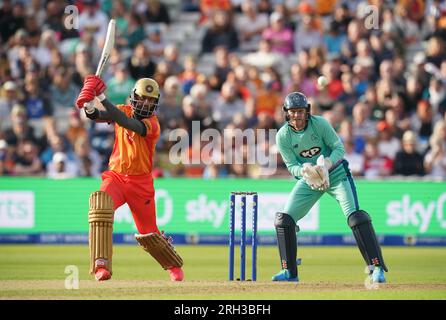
{"left": 229, "top": 191, "right": 258, "bottom": 281}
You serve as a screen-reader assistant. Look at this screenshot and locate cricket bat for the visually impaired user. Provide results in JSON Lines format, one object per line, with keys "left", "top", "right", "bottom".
{"left": 84, "top": 19, "right": 115, "bottom": 108}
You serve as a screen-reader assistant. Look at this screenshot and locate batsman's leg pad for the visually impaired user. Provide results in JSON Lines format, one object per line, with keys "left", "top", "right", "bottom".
{"left": 274, "top": 212, "right": 299, "bottom": 278}
{"left": 348, "top": 210, "right": 388, "bottom": 272}
{"left": 135, "top": 233, "right": 183, "bottom": 270}
{"left": 89, "top": 191, "right": 114, "bottom": 275}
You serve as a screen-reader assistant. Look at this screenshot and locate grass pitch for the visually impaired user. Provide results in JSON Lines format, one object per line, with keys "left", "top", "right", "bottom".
{"left": 0, "top": 245, "right": 445, "bottom": 300}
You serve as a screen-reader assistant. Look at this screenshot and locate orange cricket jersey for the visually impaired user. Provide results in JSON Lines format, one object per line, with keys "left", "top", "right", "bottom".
{"left": 108, "top": 105, "right": 160, "bottom": 175}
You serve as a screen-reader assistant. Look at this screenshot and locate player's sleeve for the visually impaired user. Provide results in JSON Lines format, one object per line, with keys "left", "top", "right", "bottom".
{"left": 84, "top": 107, "right": 114, "bottom": 122}
{"left": 101, "top": 99, "right": 146, "bottom": 136}
{"left": 276, "top": 129, "right": 304, "bottom": 179}
{"left": 320, "top": 117, "right": 345, "bottom": 164}
{"left": 141, "top": 117, "right": 160, "bottom": 139}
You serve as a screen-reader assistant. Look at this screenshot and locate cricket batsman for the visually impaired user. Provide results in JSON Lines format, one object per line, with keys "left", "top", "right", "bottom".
{"left": 75, "top": 75, "right": 184, "bottom": 281}
{"left": 273, "top": 92, "right": 388, "bottom": 283}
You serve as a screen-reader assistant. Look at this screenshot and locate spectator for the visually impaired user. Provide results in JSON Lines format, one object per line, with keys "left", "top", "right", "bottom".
{"left": 405, "top": 75, "right": 425, "bottom": 113}
{"left": 201, "top": 10, "right": 239, "bottom": 54}
{"left": 78, "top": 0, "right": 109, "bottom": 42}
{"left": 127, "top": 42, "right": 157, "bottom": 80}
{"left": 115, "top": 11, "right": 145, "bottom": 49}
{"left": 144, "top": 27, "right": 166, "bottom": 62}
{"left": 424, "top": 120, "right": 446, "bottom": 179}
{"left": 65, "top": 109, "right": 88, "bottom": 149}
{"left": 73, "top": 136, "right": 101, "bottom": 177}
{"left": 0, "top": 1, "right": 25, "bottom": 44}
{"left": 12, "top": 139, "right": 43, "bottom": 176}
{"left": 425, "top": 36, "right": 445, "bottom": 68}
{"left": 199, "top": 0, "right": 232, "bottom": 25}
{"left": 363, "top": 139, "right": 393, "bottom": 179}
{"left": 344, "top": 139, "right": 365, "bottom": 176}
{"left": 423, "top": 76, "right": 446, "bottom": 116}
{"left": 23, "top": 75, "right": 54, "bottom": 137}
{"left": 189, "top": 83, "right": 214, "bottom": 122}
{"left": 212, "top": 81, "right": 246, "bottom": 130}
{"left": 254, "top": 79, "right": 281, "bottom": 118}
{"left": 323, "top": 20, "right": 347, "bottom": 55}
{"left": 106, "top": 63, "right": 134, "bottom": 103}
{"left": 341, "top": 19, "right": 364, "bottom": 62}
{"left": 236, "top": 0, "right": 269, "bottom": 52}
{"left": 369, "top": 31, "right": 394, "bottom": 72}
{"left": 393, "top": 130, "right": 425, "bottom": 176}
{"left": 46, "top": 151, "right": 78, "bottom": 179}
{"left": 161, "top": 44, "right": 183, "bottom": 75}
{"left": 158, "top": 76, "right": 184, "bottom": 129}
{"left": 4, "top": 104, "right": 41, "bottom": 151}
{"left": 283, "top": 63, "right": 316, "bottom": 99}
{"left": 49, "top": 67, "right": 80, "bottom": 125}
{"left": 321, "top": 60, "right": 344, "bottom": 100}
{"left": 351, "top": 102, "right": 376, "bottom": 152}
{"left": 394, "top": 3, "right": 420, "bottom": 48}
{"left": 294, "top": 11, "right": 323, "bottom": 55}
{"left": 71, "top": 44, "right": 94, "bottom": 88}
{"left": 144, "top": 0, "right": 171, "bottom": 26}
{"left": 0, "top": 139, "right": 14, "bottom": 175}
{"left": 178, "top": 55, "right": 200, "bottom": 94}
{"left": 330, "top": 3, "right": 352, "bottom": 34}
{"left": 152, "top": 60, "right": 172, "bottom": 89}
{"left": 43, "top": 1, "right": 65, "bottom": 33}
{"left": 40, "top": 133, "right": 75, "bottom": 169}
{"left": 110, "top": 0, "right": 129, "bottom": 38}
{"left": 32, "top": 29, "right": 59, "bottom": 70}
{"left": 0, "top": 81, "right": 21, "bottom": 130}
{"left": 410, "top": 100, "right": 440, "bottom": 149}
{"left": 338, "top": 71, "right": 360, "bottom": 113}
{"left": 242, "top": 39, "right": 282, "bottom": 70}
{"left": 376, "top": 121, "right": 401, "bottom": 161}
{"left": 209, "top": 46, "right": 231, "bottom": 91}
{"left": 261, "top": 12, "right": 294, "bottom": 55}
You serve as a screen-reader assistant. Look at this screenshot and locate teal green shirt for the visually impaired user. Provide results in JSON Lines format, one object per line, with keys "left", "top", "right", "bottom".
{"left": 106, "top": 78, "right": 135, "bottom": 104}
{"left": 276, "top": 115, "right": 345, "bottom": 180}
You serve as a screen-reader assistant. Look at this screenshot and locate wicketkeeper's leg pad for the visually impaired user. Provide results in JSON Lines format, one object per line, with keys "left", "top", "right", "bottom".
{"left": 89, "top": 191, "right": 114, "bottom": 275}
{"left": 275, "top": 212, "right": 299, "bottom": 278}
{"left": 135, "top": 233, "right": 184, "bottom": 270}
{"left": 348, "top": 210, "right": 388, "bottom": 272}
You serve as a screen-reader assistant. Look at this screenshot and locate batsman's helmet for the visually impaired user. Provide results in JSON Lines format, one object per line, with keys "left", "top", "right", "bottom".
{"left": 282, "top": 92, "right": 311, "bottom": 121}
{"left": 129, "top": 78, "right": 160, "bottom": 118}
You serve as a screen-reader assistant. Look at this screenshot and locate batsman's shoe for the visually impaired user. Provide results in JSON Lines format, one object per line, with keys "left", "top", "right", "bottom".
{"left": 271, "top": 269, "right": 298, "bottom": 282}
{"left": 95, "top": 268, "right": 111, "bottom": 281}
{"left": 168, "top": 267, "right": 184, "bottom": 281}
{"left": 371, "top": 266, "right": 386, "bottom": 283}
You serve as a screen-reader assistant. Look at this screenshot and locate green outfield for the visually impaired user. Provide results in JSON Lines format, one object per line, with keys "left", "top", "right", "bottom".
{"left": 0, "top": 245, "right": 445, "bottom": 300}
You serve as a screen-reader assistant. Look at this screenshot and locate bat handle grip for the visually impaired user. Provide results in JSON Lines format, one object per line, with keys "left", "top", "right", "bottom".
{"left": 84, "top": 100, "right": 95, "bottom": 114}
{"left": 84, "top": 94, "right": 106, "bottom": 114}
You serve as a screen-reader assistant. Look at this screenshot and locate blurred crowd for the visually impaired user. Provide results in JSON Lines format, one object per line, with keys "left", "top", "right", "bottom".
{"left": 0, "top": 0, "right": 446, "bottom": 180}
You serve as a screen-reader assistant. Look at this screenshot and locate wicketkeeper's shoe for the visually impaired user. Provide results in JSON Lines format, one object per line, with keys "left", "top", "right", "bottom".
{"left": 168, "top": 267, "right": 184, "bottom": 281}
{"left": 95, "top": 268, "right": 111, "bottom": 281}
{"left": 271, "top": 269, "right": 298, "bottom": 282}
{"left": 371, "top": 266, "right": 386, "bottom": 283}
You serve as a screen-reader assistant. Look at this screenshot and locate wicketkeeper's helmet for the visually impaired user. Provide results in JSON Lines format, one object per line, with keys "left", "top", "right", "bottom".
{"left": 129, "top": 78, "right": 160, "bottom": 118}
{"left": 282, "top": 92, "right": 311, "bottom": 122}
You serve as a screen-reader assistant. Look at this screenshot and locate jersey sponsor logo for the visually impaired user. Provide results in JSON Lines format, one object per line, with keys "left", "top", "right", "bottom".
{"left": 299, "top": 147, "right": 321, "bottom": 158}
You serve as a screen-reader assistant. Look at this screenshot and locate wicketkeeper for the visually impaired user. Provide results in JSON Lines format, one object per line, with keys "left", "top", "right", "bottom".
{"left": 75, "top": 75, "right": 184, "bottom": 281}
{"left": 273, "top": 92, "right": 388, "bottom": 283}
